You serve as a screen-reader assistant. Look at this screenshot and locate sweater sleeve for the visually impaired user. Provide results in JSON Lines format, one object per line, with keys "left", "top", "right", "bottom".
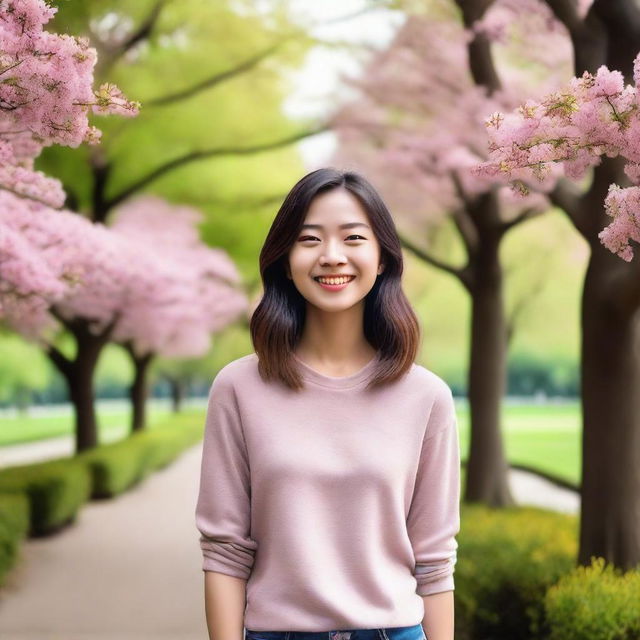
{"left": 406, "top": 382, "right": 461, "bottom": 596}
{"left": 195, "top": 371, "right": 258, "bottom": 579}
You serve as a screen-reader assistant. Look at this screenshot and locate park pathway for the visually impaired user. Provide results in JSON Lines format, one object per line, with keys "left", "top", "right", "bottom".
{"left": 0, "top": 443, "right": 209, "bottom": 640}
{"left": 0, "top": 438, "right": 579, "bottom": 639}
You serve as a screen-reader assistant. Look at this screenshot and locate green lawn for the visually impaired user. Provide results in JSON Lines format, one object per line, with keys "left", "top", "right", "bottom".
{"left": 0, "top": 405, "right": 203, "bottom": 447}
{"left": 456, "top": 401, "right": 581, "bottom": 486}
{"left": 0, "top": 401, "right": 581, "bottom": 485}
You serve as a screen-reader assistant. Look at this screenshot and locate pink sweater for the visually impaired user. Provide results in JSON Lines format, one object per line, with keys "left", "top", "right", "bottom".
{"left": 195, "top": 352, "right": 460, "bottom": 632}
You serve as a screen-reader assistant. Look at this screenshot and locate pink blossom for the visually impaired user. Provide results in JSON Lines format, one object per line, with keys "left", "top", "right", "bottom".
{"left": 0, "top": 0, "right": 139, "bottom": 206}
{"left": 478, "top": 51, "right": 640, "bottom": 258}
{"left": 108, "top": 195, "right": 248, "bottom": 359}
{"left": 330, "top": 9, "right": 572, "bottom": 226}
{"left": 599, "top": 184, "right": 640, "bottom": 261}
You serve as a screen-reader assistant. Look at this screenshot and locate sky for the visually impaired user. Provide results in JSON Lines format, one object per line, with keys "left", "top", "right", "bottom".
{"left": 280, "top": 1, "right": 405, "bottom": 167}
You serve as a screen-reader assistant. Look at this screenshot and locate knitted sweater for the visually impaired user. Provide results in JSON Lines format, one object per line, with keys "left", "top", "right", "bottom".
{"left": 195, "top": 352, "right": 460, "bottom": 632}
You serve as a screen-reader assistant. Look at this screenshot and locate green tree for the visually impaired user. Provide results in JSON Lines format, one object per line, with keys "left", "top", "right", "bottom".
{"left": 34, "top": 0, "right": 326, "bottom": 444}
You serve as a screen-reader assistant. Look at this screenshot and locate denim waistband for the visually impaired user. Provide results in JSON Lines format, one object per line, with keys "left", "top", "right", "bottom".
{"left": 245, "top": 622, "right": 427, "bottom": 640}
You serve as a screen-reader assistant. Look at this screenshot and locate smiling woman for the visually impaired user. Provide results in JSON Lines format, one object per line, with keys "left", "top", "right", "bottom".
{"left": 250, "top": 167, "right": 421, "bottom": 388}
{"left": 286, "top": 187, "right": 384, "bottom": 341}
{"left": 196, "top": 167, "right": 460, "bottom": 640}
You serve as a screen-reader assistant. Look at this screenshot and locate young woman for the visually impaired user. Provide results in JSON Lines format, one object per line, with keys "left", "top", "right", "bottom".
{"left": 195, "top": 168, "right": 460, "bottom": 640}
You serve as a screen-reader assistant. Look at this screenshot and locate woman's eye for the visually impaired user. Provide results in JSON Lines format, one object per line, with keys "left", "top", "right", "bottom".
{"left": 298, "top": 235, "right": 366, "bottom": 242}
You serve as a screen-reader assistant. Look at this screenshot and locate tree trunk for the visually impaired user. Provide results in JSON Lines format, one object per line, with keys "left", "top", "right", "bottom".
{"left": 15, "top": 386, "right": 30, "bottom": 415}
{"left": 46, "top": 327, "right": 107, "bottom": 453}
{"left": 169, "top": 376, "right": 187, "bottom": 413}
{"left": 464, "top": 232, "right": 515, "bottom": 506}
{"left": 540, "top": 0, "right": 640, "bottom": 571}
{"left": 453, "top": 0, "right": 515, "bottom": 507}
{"left": 128, "top": 350, "right": 153, "bottom": 432}
{"left": 574, "top": 154, "right": 640, "bottom": 569}
{"left": 580, "top": 254, "right": 640, "bottom": 568}
{"left": 67, "top": 359, "right": 100, "bottom": 452}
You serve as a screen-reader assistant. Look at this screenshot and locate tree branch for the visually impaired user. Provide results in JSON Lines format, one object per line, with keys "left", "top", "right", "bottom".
{"left": 447, "top": 170, "right": 481, "bottom": 258}
{"left": 104, "top": 124, "right": 330, "bottom": 210}
{"left": 147, "top": 38, "right": 291, "bottom": 107}
{"left": 543, "top": 0, "right": 584, "bottom": 34}
{"left": 44, "top": 341, "right": 72, "bottom": 378}
{"left": 455, "top": 0, "right": 501, "bottom": 94}
{"left": 450, "top": 206, "right": 479, "bottom": 258}
{"left": 100, "top": 0, "right": 168, "bottom": 73}
{"left": 397, "top": 229, "right": 471, "bottom": 287}
{"left": 90, "top": 147, "right": 112, "bottom": 223}
{"left": 542, "top": 0, "right": 606, "bottom": 75}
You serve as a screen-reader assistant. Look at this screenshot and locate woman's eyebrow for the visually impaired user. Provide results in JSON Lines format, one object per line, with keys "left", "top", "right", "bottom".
{"left": 301, "top": 222, "right": 371, "bottom": 230}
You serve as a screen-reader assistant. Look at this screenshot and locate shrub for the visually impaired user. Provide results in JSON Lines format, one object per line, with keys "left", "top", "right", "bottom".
{"left": 544, "top": 556, "right": 640, "bottom": 640}
{"left": 455, "top": 504, "right": 578, "bottom": 640}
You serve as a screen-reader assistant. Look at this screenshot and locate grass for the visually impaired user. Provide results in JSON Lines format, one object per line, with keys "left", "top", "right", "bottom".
{"left": 0, "top": 403, "right": 204, "bottom": 448}
{"left": 456, "top": 400, "right": 581, "bottom": 486}
{"left": 0, "top": 399, "right": 581, "bottom": 485}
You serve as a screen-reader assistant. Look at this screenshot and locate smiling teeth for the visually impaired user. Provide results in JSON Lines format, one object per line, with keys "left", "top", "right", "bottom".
{"left": 317, "top": 276, "right": 354, "bottom": 285}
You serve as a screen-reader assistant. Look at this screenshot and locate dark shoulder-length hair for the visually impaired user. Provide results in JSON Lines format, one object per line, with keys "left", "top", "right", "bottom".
{"left": 250, "top": 167, "right": 421, "bottom": 391}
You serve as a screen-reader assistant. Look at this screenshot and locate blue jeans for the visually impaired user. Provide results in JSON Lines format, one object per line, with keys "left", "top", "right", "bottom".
{"left": 244, "top": 623, "right": 427, "bottom": 640}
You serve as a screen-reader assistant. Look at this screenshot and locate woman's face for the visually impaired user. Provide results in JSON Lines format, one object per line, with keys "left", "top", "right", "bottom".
{"left": 286, "top": 187, "right": 384, "bottom": 313}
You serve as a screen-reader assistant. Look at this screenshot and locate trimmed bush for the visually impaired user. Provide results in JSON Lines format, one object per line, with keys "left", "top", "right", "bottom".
{"left": 0, "top": 413, "right": 202, "bottom": 535}
{"left": 0, "top": 459, "right": 91, "bottom": 536}
{"left": 0, "top": 492, "right": 30, "bottom": 587}
{"left": 455, "top": 504, "right": 578, "bottom": 640}
{"left": 544, "top": 556, "right": 640, "bottom": 640}
{"left": 77, "top": 417, "right": 203, "bottom": 498}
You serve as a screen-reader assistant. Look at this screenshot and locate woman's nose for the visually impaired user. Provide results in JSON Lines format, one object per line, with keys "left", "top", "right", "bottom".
{"left": 320, "top": 253, "right": 347, "bottom": 265}
{"left": 320, "top": 241, "right": 346, "bottom": 264}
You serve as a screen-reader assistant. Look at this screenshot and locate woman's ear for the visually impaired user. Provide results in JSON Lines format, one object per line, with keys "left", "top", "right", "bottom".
{"left": 377, "top": 263, "right": 385, "bottom": 275}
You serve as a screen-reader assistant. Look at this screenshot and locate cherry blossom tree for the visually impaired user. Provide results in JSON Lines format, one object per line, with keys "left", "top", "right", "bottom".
{"left": 1, "top": 0, "right": 140, "bottom": 386}
{"left": 38, "top": 0, "right": 329, "bottom": 223}
{"left": 479, "top": 55, "right": 640, "bottom": 262}
{"left": 109, "top": 195, "right": 249, "bottom": 431}
{"left": 473, "top": 0, "right": 640, "bottom": 571}
{"left": 0, "top": 190, "right": 144, "bottom": 450}
{"left": 0, "top": 0, "right": 139, "bottom": 207}
{"left": 330, "top": 0, "right": 569, "bottom": 507}
{"left": 1, "top": 191, "right": 248, "bottom": 448}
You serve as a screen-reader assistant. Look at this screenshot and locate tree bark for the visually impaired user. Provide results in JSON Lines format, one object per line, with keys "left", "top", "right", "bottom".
{"left": 15, "top": 386, "right": 30, "bottom": 414}
{"left": 168, "top": 376, "right": 187, "bottom": 413}
{"left": 403, "top": 188, "right": 516, "bottom": 506}
{"left": 67, "top": 358, "right": 100, "bottom": 452}
{"left": 464, "top": 201, "right": 514, "bottom": 506}
{"left": 576, "top": 156, "right": 640, "bottom": 569}
{"left": 46, "top": 316, "right": 113, "bottom": 453}
{"left": 580, "top": 252, "right": 640, "bottom": 568}
{"left": 542, "top": 0, "right": 640, "bottom": 569}
{"left": 124, "top": 343, "right": 154, "bottom": 432}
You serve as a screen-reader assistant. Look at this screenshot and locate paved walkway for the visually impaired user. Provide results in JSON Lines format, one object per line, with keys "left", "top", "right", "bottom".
{"left": 0, "top": 438, "right": 579, "bottom": 639}
{"left": 0, "top": 443, "right": 209, "bottom": 640}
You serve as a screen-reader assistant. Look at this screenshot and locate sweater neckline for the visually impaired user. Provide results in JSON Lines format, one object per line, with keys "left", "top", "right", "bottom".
{"left": 293, "top": 352, "right": 380, "bottom": 389}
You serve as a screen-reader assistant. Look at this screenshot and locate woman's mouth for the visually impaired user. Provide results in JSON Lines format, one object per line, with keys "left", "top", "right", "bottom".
{"left": 313, "top": 275, "right": 356, "bottom": 291}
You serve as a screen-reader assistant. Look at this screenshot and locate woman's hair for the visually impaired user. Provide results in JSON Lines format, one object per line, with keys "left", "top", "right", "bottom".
{"left": 250, "top": 167, "right": 421, "bottom": 390}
